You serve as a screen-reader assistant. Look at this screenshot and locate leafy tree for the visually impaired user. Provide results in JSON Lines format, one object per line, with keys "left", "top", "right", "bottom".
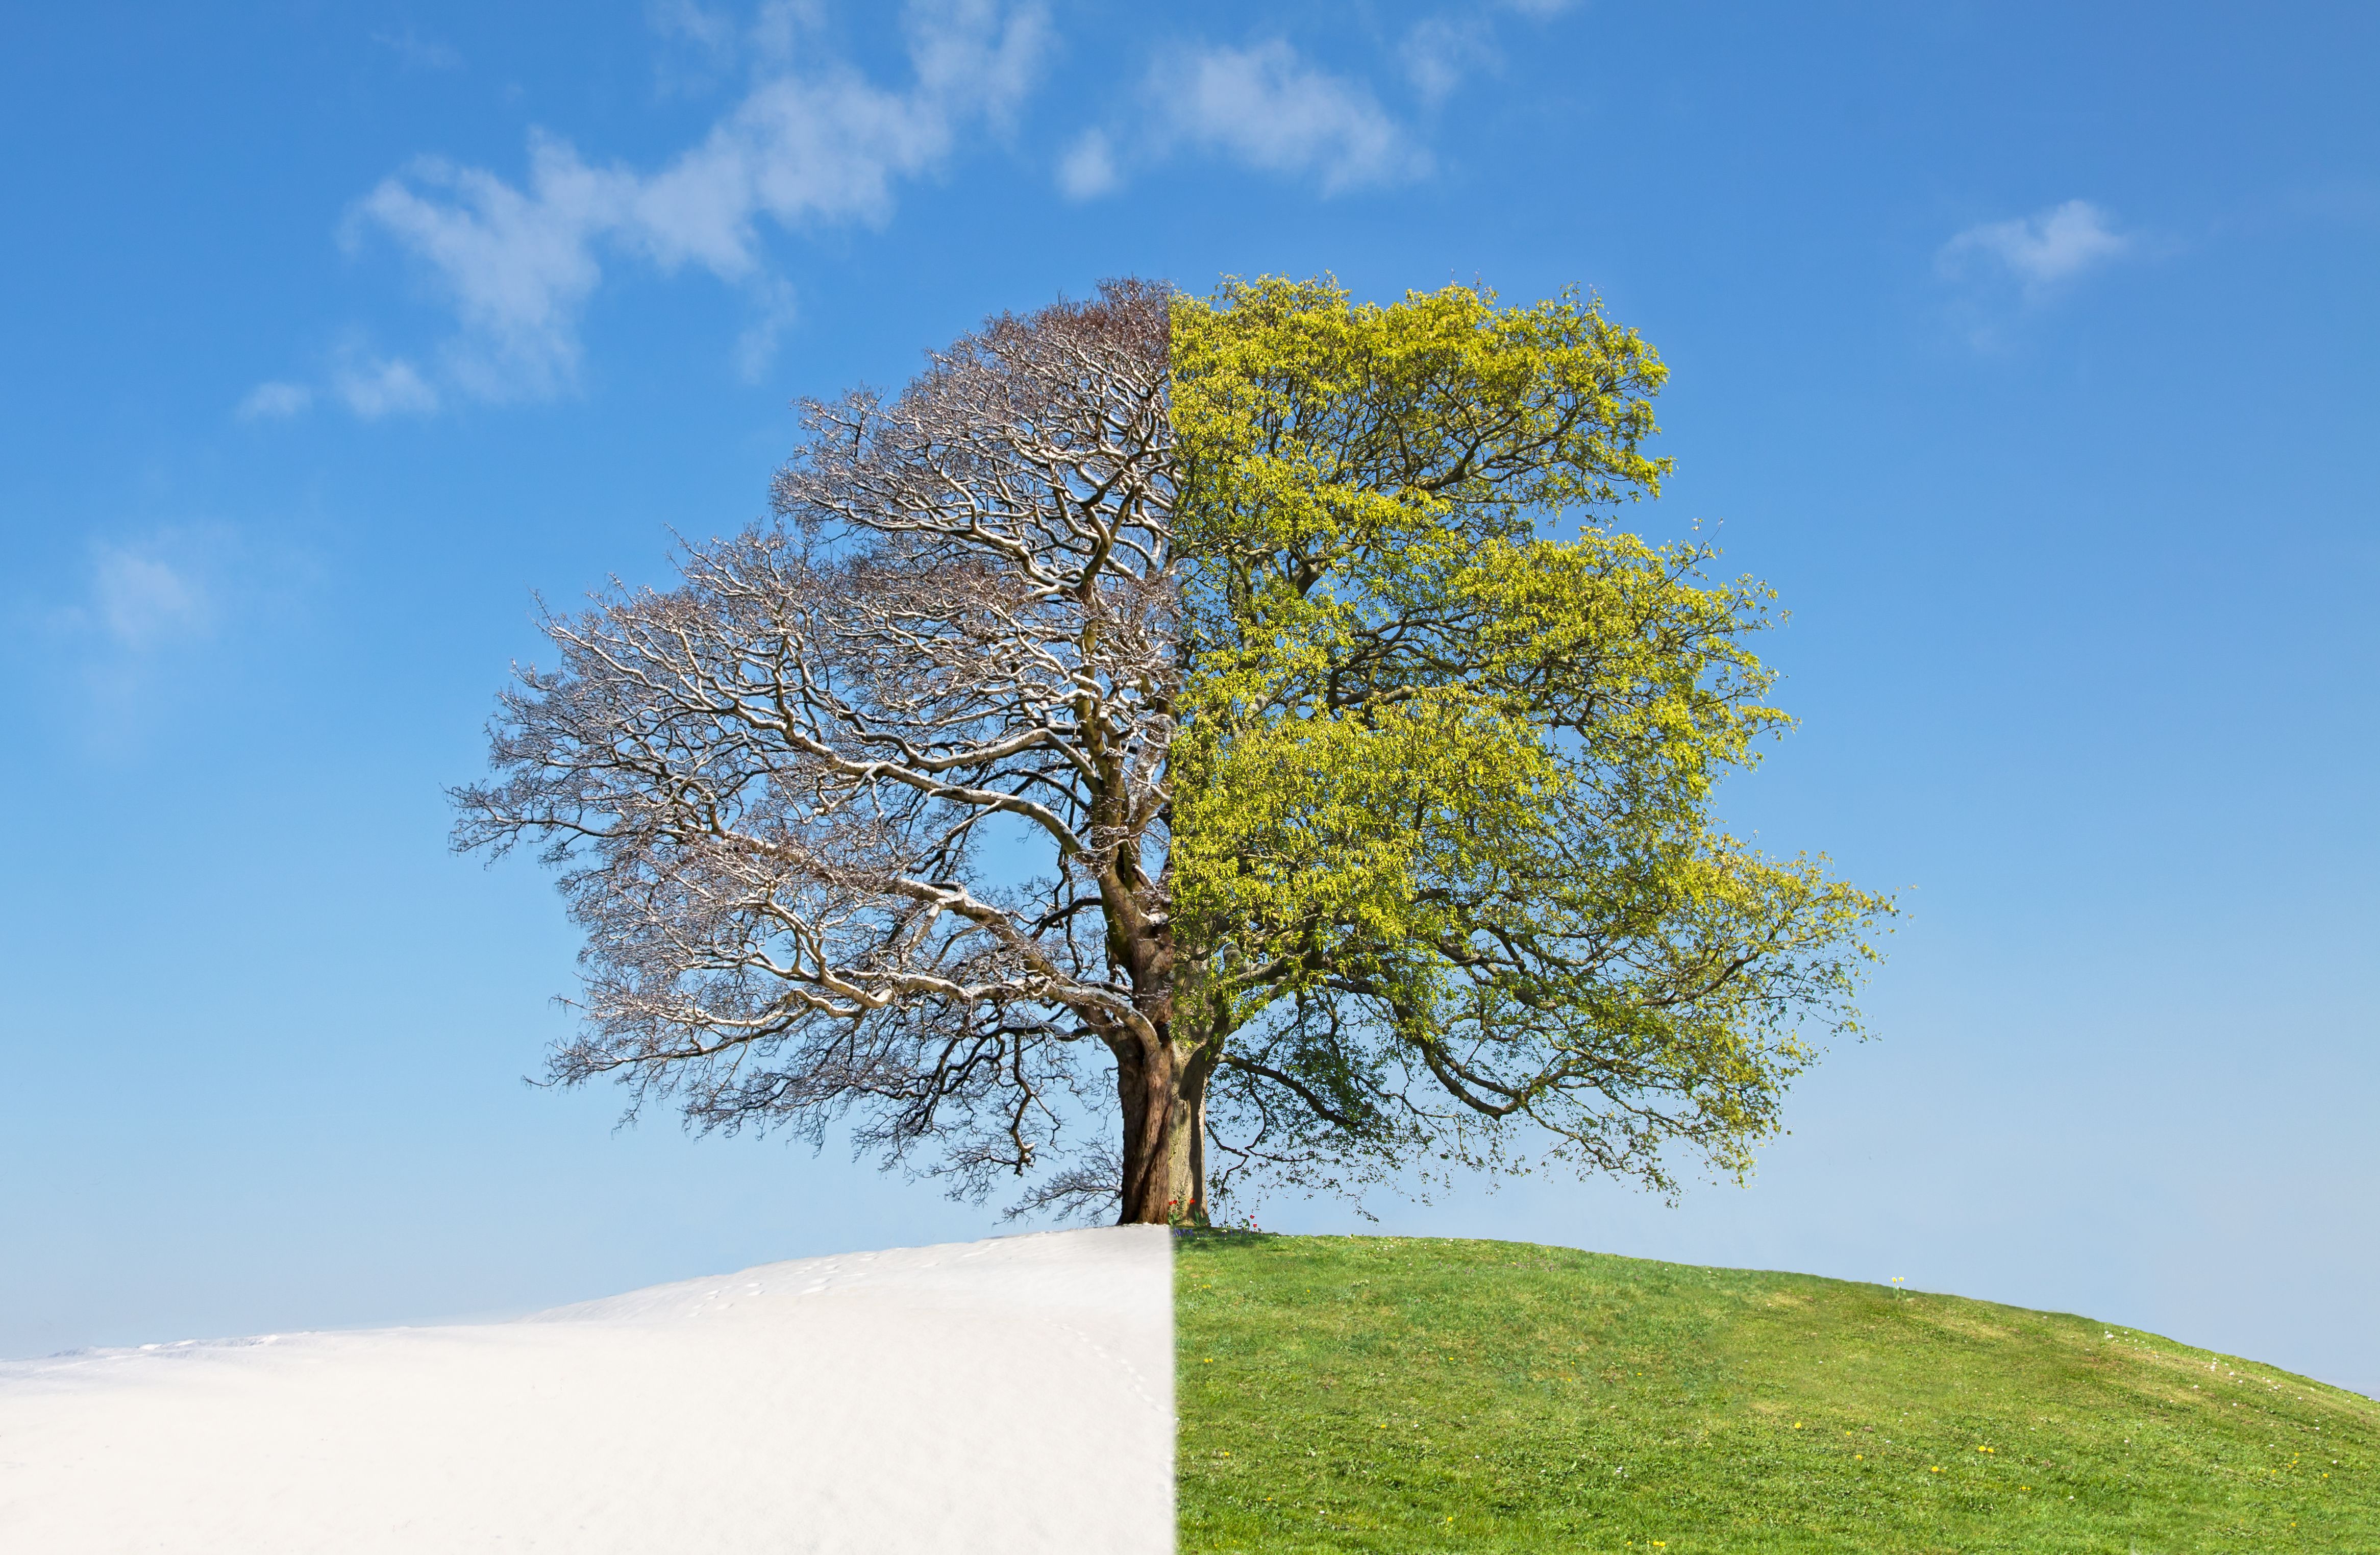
{"left": 453, "top": 275, "right": 1889, "bottom": 1225}
{"left": 1168, "top": 277, "right": 1889, "bottom": 1214}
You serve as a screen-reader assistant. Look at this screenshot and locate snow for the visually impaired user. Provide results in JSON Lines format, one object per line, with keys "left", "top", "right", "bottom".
{"left": 0, "top": 1226, "right": 1174, "bottom": 1553}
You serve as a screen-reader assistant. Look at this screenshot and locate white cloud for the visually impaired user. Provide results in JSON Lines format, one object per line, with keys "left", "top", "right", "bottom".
{"left": 1401, "top": 16, "right": 1498, "bottom": 106}
{"left": 1938, "top": 199, "right": 2133, "bottom": 297}
{"left": 648, "top": 0, "right": 741, "bottom": 59}
{"left": 237, "top": 381, "right": 313, "bottom": 420}
{"left": 351, "top": 132, "right": 629, "bottom": 399}
{"left": 748, "top": 0, "right": 831, "bottom": 66}
{"left": 643, "top": 0, "right": 759, "bottom": 98}
{"left": 1150, "top": 41, "right": 1425, "bottom": 194}
{"left": 334, "top": 354, "right": 441, "bottom": 418}
{"left": 29, "top": 527, "right": 322, "bottom": 749}
{"left": 84, "top": 540, "right": 214, "bottom": 653}
{"left": 732, "top": 274, "right": 801, "bottom": 384}
{"left": 331, "top": 0, "right": 1048, "bottom": 408}
{"left": 1501, "top": 0, "right": 1581, "bottom": 16}
{"left": 1057, "top": 130, "right": 1120, "bottom": 200}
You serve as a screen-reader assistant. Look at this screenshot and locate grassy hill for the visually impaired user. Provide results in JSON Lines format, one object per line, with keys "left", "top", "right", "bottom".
{"left": 1177, "top": 1233, "right": 2375, "bottom": 1553}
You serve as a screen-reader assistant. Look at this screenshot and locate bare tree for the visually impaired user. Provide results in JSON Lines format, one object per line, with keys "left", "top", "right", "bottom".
{"left": 455, "top": 280, "right": 1200, "bottom": 1221}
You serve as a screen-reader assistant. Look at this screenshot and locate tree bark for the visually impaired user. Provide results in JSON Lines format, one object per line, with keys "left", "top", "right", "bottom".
{"left": 1113, "top": 1035, "right": 1215, "bottom": 1225}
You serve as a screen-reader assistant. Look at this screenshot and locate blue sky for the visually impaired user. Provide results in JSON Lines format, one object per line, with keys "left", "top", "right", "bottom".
{"left": 3, "top": 1, "right": 2374, "bottom": 1394}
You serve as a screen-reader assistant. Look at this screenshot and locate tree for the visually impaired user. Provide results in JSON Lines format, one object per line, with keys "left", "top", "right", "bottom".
{"left": 453, "top": 275, "right": 1889, "bottom": 1226}
{"left": 1168, "top": 278, "right": 1889, "bottom": 1213}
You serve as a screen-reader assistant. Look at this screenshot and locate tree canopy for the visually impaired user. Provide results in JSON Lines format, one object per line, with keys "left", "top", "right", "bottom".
{"left": 453, "top": 275, "right": 1890, "bottom": 1224}
{"left": 1170, "top": 277, "right": 1887, "bottom": 1206}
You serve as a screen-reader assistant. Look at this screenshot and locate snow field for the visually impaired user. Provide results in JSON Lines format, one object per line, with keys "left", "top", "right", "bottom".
{"left": 0, "top": 1226, "right": 1174, "bottom": 1553}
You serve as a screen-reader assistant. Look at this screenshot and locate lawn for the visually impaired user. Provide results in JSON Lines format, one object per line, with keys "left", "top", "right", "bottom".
{"left": 1176, "top": 1233, "right": 2376, "bottom": 1553}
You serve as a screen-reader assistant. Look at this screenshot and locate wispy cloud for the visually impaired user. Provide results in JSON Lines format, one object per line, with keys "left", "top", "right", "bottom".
{"left": 1939, "top": 199, "right": 2133, "bottom": 299}
{"left": 1064, "top": 2, "right": 1583, "bottom": 203}
{"left": 1401, "top": 16, "right": 1498, "bottom": 107}
{"left": 87, "top": 541, "right": 214, "bottom": 652}
{"left": 731, "top": 274, "right": 801, "bottom": 385}
{"left": 237, "top": 381, "right": 313, "bottom": 421}
{"left": 1056, "top": 130, "right": 1120, "bottom": 200}
{"left": 333, "top": 353, "right": 441, "bottom": 418}
{"left": 39, "top": 533, "right": 227, "bottom": 661}
{"left": 310, "top": 0, "right": 1048, "bottom": 410}
{"left": 648, "top": 0, "right": 742, "bottom": 61}
{"left": 1062, "top": 39, "right": 1424, "bottom": 202}
{"left": 238, "top": 350, "right": 439, "bottom": 423}
{"left": 1157, "top": 42, "right": 1423, "bottom": 191}
{"left": 19, "top": 526, "right": 319, "bottom": 747}
{"left": 345, "top": 131, "right": 625, "bottom": 401}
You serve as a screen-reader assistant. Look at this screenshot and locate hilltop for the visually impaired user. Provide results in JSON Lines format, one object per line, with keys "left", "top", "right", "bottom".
{"left": 1177, "top": 1233, "right": 2374, "bottom": 1553}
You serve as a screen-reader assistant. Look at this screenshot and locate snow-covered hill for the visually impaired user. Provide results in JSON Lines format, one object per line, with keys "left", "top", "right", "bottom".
{"left": 0, "top": 1226, "right": 1173, "bottom": 1553}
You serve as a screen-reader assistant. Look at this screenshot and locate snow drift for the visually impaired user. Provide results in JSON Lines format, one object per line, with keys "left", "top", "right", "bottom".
{"left": 0, "top": 1226, "right": 1174, "bottom": 1553}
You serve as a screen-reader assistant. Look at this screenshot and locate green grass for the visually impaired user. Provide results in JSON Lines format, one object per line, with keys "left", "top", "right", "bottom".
{"left": 1177, "top": 1233, "right": 2377, "bottom": 1553}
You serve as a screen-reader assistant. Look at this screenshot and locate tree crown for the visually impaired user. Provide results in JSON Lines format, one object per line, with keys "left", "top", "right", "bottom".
{"left": 452, "top": 275, "right": 1891, "bottom": 1221}
{"left": 1166, "top": 278, "right": 1888, "bottom": 1202}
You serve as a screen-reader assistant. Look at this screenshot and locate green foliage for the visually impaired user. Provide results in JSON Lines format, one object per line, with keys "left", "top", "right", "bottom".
{"left": 1166, "top": 277, "right": 1891, "bottom": 1200}
{"left": 1177, "top": 1235, "right": 2380, "bottom": 1553}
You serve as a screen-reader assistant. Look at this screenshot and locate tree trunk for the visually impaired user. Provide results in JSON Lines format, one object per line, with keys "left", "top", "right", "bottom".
{"left": 1114, "top": 1036, "right": 1214, "bottom": 1225}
